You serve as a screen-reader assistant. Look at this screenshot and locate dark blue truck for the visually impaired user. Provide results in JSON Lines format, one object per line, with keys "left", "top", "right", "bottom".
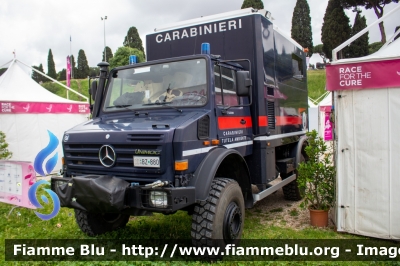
{"left": 51, "top": 8, "right": 308, "bottom": 245}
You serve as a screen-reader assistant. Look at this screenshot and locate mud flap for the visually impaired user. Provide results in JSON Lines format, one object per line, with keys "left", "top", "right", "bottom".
{"left": 51, "top": 175, "right": 130, "bottom": 213}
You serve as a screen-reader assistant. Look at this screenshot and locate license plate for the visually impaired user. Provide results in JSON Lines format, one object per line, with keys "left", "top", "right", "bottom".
{"left": 133, "top": 156, "right": 160, "bottom": 168}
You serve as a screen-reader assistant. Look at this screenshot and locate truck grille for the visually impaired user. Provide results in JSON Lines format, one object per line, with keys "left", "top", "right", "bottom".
{"left": 65, "top": 133, "right": 165, "bottom": 169}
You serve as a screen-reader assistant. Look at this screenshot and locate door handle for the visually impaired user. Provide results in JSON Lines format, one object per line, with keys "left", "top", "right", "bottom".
{"left": 240, "top": 119, "right": 246, "bottom": 125}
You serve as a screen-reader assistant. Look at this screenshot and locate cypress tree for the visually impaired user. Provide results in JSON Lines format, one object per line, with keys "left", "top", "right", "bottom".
{"left": 31, "top": 64, "right": 44, "bottom": 83}
{"left": 321, "top": 0, "right": 351, "bottom": 60}
{"left": 123, "top": 27, "right": 145, "bottom": 58}
{"left": 241, "top": 0, "right": 264, "bottom": 9}
{"left": 57, "top": 68, "right": 67, "bottom": 81}
{"left": 76, "top": 49, "right": 90, "bottom": 79}
{"left": 348, "top": 10, "right": 369, "bottom": 58}
{"left": 47, "top": 49, "right": 57, "bottom": 79}
{"left": 70, "top": 55, "right": 76, "bottom": 79}
{"left": 291, "top": 0, "right": 313, "bottom": 55}
{"left": 102, "top": 46, "right": 113, "bottom": 63}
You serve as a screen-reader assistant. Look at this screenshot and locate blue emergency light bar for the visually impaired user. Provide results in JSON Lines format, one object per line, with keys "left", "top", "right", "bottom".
{"left": 129, "top": 55, "right": 137, "bottom": 65}
{"left": 201, "top": 43, "right": 210, "bottom": 55}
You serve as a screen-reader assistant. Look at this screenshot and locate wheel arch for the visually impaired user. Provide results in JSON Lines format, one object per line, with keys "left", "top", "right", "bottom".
{"left": 293, "top": 134, "right": 308, "bottom": 167}
{"left": 189, "top": 148, "right": 253, "bottom": 208}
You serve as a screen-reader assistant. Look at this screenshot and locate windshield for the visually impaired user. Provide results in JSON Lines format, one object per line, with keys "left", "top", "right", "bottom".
{"left": 103, "top": 59, "right": 207, "bottom": 111}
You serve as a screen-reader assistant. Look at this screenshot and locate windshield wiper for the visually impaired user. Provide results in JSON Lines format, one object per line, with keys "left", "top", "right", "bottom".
{"left": 142, "top": 102, "right": 182, "bottom": 113}
{"left": 106, "top": 104, "right": 133, "bottom": 109}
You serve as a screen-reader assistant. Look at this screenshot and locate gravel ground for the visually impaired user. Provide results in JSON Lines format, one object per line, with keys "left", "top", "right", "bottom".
{"left": 248, "top": 188, "right": 335, "bottom": 230}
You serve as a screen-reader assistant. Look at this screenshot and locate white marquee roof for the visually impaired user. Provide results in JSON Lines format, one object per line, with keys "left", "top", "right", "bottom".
{"left": 0, "top": 59, "right": 82, "bottom": 103}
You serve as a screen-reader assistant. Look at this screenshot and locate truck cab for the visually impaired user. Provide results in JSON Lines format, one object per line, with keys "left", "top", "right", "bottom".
{"left": 51, "top": 8, "right": 308, "bottom": 246}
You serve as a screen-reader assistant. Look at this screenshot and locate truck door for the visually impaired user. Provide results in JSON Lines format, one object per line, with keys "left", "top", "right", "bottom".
{"left": 214, "top": 64, "right": 253, "bottom": 156}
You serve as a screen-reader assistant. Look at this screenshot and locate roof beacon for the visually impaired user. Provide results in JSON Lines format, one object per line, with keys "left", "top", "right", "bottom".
{"left": 201, "top": 43, "right": 210, "bottom": 55}
{"left": 129, "top": 55, "right": 137, "bottom": 65}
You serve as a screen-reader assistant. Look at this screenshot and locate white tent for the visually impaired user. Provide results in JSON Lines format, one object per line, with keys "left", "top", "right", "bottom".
{"left": 327, "top": 37, "right": 400, "bottom": 239}
{"left": 308, "top": 98, "right": 318, "bottom": 132}
{"left": 0, "top": 59, "right": 90, "bottom": 175}
{"left": 308, "top": 53, "right": 325, "bottom": 69}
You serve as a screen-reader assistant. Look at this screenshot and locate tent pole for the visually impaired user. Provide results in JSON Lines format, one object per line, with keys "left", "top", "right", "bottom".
{"left": 0, "top": 59, "right": 14, "bottom": 69}
{"left": 17, "top": 60, "right": 88, "bottom": 102}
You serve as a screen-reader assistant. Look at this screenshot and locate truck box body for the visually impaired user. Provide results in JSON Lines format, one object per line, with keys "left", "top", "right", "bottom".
{"left": 146, "top": 9, "right": 308, "bottom": 184}
{"left": 146, "top": 9, "right": 308, "bottom": 137}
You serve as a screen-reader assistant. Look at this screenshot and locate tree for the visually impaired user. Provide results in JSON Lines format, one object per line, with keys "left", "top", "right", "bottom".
{"left": 31, "top": 64, "right": 44, "bottom": 83}
{"left": 123, "top": 27, "right": 145, "bottom": 58}
{"left": 394, "top": 26, "right": 400, "bottom": 40}
{"left": 321, "top": 0, "right": 351, "bottom": 60}
{"left": 368, "top": 41, "right": 384, "bottom": 54}
{"left": 57, "top": 68, "right": 67, "bottom": 81}
{"left": 76, "top": 49, "right": 90, "bottom": 79}
{"left": 102, "top": 46, "right": 113, "bottom": 63}
{"left": 314, "top": 44, "right": 324, "bottom": 54}
{"left": 89, "top": 67, "right": 100, "bottom": 77}
{"left": 339, "top": 0, "right": 399, "bottom": 43}
{"left": 109, "top": 47, "right": 145, "bottom": 69}
{"left": 0, "top": 68, "right": 7, "bottom": 77}
{"left": 47, "top": 49, "right": 57, "bottom": 80}
{"left": 291, "top": 0, "right": 313, "bottom": 55}
{"left": 241, "top": 0, "right": 264, "bottom": 9}
{"left": 70, "top": 55, "right": 77, "bottom": 79}
{"left": 313, "top": 44, "right": 328, "bottom": 62}
{"left": 0, "top": 131, "right": 12, "bottom": 160}
{"left": 348, "top": 10, "right": 369, "bottom": 58}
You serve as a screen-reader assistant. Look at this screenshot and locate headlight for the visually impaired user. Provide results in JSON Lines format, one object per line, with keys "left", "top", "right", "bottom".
{"left": 149, "top": 191, "right": 168, "bottom": 208}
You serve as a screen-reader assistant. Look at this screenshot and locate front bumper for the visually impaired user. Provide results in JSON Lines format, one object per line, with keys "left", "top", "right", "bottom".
{"left": 51, "top": 175, "right": 195, "bottom": 214}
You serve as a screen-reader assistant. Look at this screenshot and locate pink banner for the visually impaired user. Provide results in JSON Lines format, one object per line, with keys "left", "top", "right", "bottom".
{"left": 324, "top": 111, "right": 333, "bottom": 141}
{"left": 67, "top": 56, "right": 71, "bottom": 87}
{"left": 0, "top": 161, "right": 36, "bottom": 209}
{"left": 326, "top": 59, "right": 400, "bottom": 91}
{"left": 0, "top": 102, "right": 89, "bottom": 114}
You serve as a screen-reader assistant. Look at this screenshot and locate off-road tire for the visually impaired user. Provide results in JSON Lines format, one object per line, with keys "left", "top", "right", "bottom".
{"left": 191, "top": 178, "right": 245, "bottom": 247}
{"left": 74, "top": 209, "right": 130, "bottom": 236}
{"left": 282, "top": 176, "right": 303, "bottom": 201}
{"left": 282, "top": 150, "right": 307, "bottom": 201}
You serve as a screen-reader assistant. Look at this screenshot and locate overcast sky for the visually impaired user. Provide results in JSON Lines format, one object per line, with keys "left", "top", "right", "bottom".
{"left": 1, "top": 0, "right": 398, "bottom": 73}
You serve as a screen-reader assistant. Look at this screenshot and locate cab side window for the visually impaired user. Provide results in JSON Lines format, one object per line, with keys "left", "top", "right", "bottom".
{"left": 214, "top": 65, "right": 238, "bottom": 106}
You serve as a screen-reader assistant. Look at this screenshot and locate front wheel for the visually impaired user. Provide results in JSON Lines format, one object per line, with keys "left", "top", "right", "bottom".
{"left": 74, "top": 209, "right": 130, "bottom": 237}
{"left": 191, "top": 178, "right": 245, "bottom": 246}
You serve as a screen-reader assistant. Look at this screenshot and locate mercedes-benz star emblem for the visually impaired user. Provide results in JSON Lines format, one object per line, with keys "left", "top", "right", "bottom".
{"left": 99, "top": 145, "right": 116, "bottom": 167}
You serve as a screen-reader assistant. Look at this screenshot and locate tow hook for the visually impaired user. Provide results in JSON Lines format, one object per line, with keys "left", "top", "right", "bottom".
{"left": 145, "top": 180, "right": 170, "bottom": 188}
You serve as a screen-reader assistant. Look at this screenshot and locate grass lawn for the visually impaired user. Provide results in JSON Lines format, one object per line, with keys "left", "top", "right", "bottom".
{"left": 307, "top": 69, "right": 327, "bottom": 103}
{"left": 3, "top": 70, "right": 394, "bottom": 265}
{"left": 1, "top": 184, "right": 394, "bottom": 265}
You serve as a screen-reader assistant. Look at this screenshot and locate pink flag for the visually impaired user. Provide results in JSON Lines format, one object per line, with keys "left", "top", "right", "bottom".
{"left": 324, "top": 111, "right": 333, "bottom": 141}
{"left": 66, "top": 56, "right": 71, "bottom": 87}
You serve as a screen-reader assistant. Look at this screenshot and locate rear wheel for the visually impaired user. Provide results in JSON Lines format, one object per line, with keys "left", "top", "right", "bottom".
{"left": 74, "top": 209, "right": 130, "bottom": 236}
{"left": 191, "top": 178, "right": 245, "bottom": 246}
{"left": 282, "top": 146, "right": 308, "bottom": 201}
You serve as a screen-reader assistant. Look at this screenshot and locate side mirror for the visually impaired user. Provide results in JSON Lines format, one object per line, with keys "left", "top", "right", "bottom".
{"left": 236, "top": 71, "right": 252, "bottom": 97}
{"left": 90, "top": 80, "right": 97, "bottom": 101}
